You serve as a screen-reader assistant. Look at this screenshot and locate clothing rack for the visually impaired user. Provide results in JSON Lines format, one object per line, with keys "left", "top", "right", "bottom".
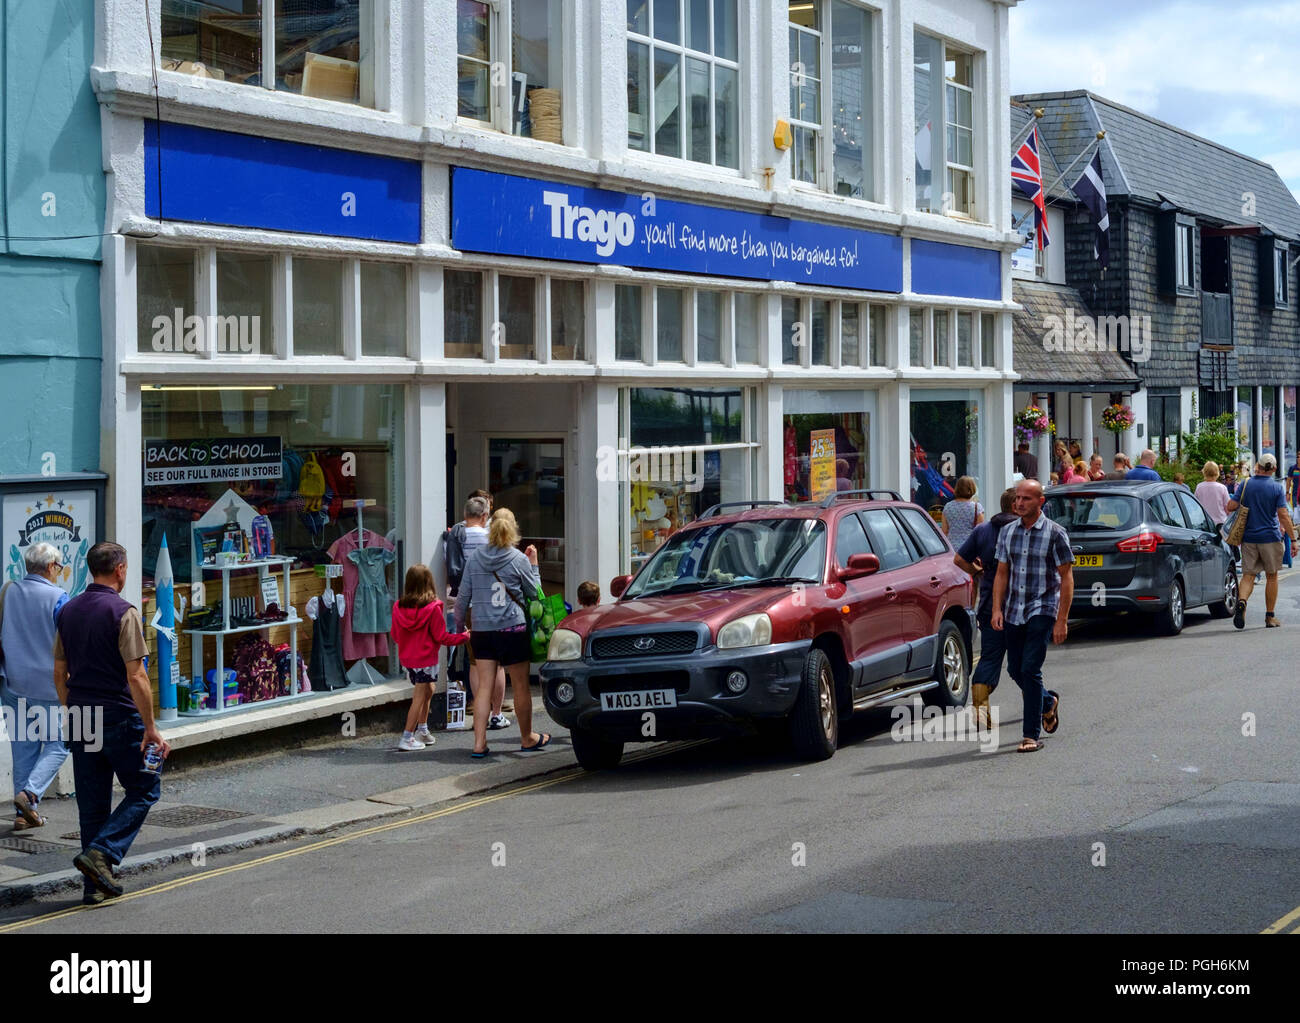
{"left": 344, "top": 498, "right": 385, "bottom": 687}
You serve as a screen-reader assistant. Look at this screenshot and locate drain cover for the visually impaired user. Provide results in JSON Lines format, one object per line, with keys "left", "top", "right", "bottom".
{"left": 0, "top": 836, "right": 65, "bottom": 855}
{"left": 146, "top": 805, "right": 251, "bottom": 829}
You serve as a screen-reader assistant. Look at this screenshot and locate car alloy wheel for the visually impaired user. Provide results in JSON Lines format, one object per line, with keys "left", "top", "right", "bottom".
{"left": 1223, "top": 572, "right": 1238, "bottom": 613}
{"left": 1170, "top": 581, "right": 1184, "bottom": 630}
{"left": 819, "top": 662, "right": 834, "bottom": 739}
{"left": 942, "top": 632, "right": 965, "bottom": 696}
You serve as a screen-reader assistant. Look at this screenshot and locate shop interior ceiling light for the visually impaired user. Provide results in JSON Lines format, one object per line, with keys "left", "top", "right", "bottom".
{"left": 142, "top": 385, "right": 281, "bottom": 391}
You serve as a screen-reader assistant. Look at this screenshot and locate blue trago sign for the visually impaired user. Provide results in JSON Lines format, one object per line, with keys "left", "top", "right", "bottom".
{"left": 451, "top": 167, "right": 905, "bottom": 292}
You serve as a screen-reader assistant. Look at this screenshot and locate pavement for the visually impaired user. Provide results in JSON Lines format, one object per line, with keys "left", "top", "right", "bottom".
{"left": 0, "top": 693, "right": 572, "bottom": 907}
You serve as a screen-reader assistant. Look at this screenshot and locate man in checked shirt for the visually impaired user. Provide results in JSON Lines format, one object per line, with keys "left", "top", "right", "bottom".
{"left": 990, "top": 478, "right": 1074, "bottom": 752}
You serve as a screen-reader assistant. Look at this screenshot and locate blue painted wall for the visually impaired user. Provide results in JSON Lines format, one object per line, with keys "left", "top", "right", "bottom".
{"left": 0, "top": 0, "right": 103, "bottom": 476}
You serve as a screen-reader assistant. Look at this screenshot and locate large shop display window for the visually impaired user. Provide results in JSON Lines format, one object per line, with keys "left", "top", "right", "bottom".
{"left": 783, "top": 390, "right": 872, "bottom": 502}
{"left": 141, "top": 383, "right": 404, "bottom": 714}
{"left": 910, "top": 390, "right": 983, "bottom": 516}
{"left": 621, "top": 386, "right": 757, "bottom": 570}
{"left": 488, "top": 438, "right": 565, "bottom": 598}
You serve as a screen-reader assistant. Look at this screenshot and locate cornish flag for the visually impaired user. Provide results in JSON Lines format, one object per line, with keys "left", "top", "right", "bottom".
{"left": 1073, "top": 150, "right": 1110, "bottom": 269}
{"left": 1011, "top": 126, "right": 1049, "bottom": 250}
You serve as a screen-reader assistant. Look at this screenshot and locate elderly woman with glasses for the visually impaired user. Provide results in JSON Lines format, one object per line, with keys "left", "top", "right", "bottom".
{"left": 0, "top": 543, "right": 71, "bottom": 830}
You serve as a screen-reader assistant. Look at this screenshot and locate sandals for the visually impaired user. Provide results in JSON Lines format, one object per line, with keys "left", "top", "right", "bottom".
{"left": 470, "top": 747, "right": 491, "bottom": 759}
{"left": 1017, "top": 737, "right": 1044, "bottom": 753}
{"left": 1042, "top": 691, "right": 1061, "bottom": 734}
{"left": 520, "top": 732, "right": 552, "bottom": 752}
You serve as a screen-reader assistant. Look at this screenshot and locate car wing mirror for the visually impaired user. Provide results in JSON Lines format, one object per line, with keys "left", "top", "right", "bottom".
{"left": 610, "top": 574, "right": 633, "bottom": 599}
{"left": 837, "top": 553, "right": 880, "bottom": 582}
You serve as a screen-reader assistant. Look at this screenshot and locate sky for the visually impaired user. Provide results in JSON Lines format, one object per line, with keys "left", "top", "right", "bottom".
{"left": 1010, "top": 0, "right": 1300, "bottom": 203}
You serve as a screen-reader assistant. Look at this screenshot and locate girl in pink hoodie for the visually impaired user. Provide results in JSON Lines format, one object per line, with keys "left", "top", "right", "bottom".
{"left": 390, "top": 564, "right": 469, "bottom": 751}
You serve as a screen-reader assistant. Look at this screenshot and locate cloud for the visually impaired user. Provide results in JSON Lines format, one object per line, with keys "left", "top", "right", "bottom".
{"left": 1011, "top": 2, "right": 1300, "bottom": 199}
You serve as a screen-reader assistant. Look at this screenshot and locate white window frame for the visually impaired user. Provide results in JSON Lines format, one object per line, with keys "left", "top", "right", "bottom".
{"left": 627, "top": 0, "right": 742, "bottom": 168}
{"left": 1275, "top": 243, "right": 1289, "bottom": 307}
{"left": 1176, "top": 222, "right": 1193, "bottom": 290}
{"left": 788, "top": 5, "right": 825, "bottom": 188}
{"left": 914, "top": 31, "right": 980, "bottom": 220}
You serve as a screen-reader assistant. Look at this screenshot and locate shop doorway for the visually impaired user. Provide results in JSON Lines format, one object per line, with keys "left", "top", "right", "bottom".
{"left": 486, "top": 437, "right": 566, "bottom": 598}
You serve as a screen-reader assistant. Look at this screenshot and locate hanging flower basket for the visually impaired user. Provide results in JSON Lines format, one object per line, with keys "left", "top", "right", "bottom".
{"left": 1013, "top": 405, "right": 1049, "bottom": 444}
{"left": 1101, "top": 403, "right": 1135, "bottom": 434}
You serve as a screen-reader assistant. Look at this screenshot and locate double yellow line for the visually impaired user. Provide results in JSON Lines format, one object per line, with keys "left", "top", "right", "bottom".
{"left": 1262, "top": 904, "right": 1300, "bottom": 934}
{"left": 1, "top": 740, "right": 708, "bottom": 934}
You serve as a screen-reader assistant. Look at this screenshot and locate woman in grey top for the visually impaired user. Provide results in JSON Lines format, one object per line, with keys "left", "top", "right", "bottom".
{"left": 454, "top": 508, "right": 549, "bottom": 757}
{"left": 942, "top": 476, "right": 985, "bottom": 551}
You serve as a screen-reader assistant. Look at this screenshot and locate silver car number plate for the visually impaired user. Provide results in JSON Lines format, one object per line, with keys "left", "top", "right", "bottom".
{"left": 600, "top": 689, "right": 678, "bottom": 711}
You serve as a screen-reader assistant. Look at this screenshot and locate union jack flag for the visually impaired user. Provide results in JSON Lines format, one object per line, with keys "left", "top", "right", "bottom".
{"left": 1012, "top": 126, "right": 1050, "bottom": 251}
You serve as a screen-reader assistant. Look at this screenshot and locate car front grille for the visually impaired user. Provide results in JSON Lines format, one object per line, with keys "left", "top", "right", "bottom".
{"left": 589, "top": 671, "right": 691, "bottom": 696}
{"left": 590, "top": 631, "right": 699, "bottom": 659}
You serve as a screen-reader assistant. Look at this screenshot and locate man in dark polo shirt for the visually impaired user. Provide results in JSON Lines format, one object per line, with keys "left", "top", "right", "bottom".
{"left": 53, "top": 542, "right": 170, "bottom": 904}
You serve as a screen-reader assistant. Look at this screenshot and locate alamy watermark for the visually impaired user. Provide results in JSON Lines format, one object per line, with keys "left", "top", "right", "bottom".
{"left": 0, "top": 698, "right": 102, "bottom": 751}
{"left": 1041, "top": 308, "right": 1151, "bottom": 363}
{"left": 596, "top": 440, "right": 703, "bottom": 492}
{"left": 890, "top": 697, "right": 999, "bottom": 753}
{"left": 150, "top": 311, "right": 263, "bottom": 355}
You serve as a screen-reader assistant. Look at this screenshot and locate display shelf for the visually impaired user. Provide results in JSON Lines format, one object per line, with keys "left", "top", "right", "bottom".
{"left": 188, "top": 555, "right": 300, "bottom": 714}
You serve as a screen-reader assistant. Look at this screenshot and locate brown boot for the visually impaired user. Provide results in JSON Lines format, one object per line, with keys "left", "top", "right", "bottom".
{"left": 972, "top": 683, "right": 991, "bottom": 732}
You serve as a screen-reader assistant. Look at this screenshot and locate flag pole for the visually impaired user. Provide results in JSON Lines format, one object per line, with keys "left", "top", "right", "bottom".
{"left": 1041, "top": 131, "right": 1106, "bottom": 201}
{"left": 1008, "top": 107, "right": 1045, "bottom": 155}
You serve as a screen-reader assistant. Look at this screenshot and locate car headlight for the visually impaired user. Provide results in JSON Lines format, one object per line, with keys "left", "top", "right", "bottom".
{"left": 716, "top": 613, "right": 772, "bottom": 650}
{"left": 547, "top": 628, "right": 583, "bottom": 661}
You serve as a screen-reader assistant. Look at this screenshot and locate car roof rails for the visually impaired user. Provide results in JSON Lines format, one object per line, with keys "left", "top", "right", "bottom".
{"left": 819, "top": 489, "right": 904, "bottom": 509}
{"left": 698, "top": 500, "right": 789, "bottom": 520}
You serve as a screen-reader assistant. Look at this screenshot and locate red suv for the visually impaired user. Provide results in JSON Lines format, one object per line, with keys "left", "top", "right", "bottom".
{"left": 541, "top": 492, "right": 975, "bottom": 769}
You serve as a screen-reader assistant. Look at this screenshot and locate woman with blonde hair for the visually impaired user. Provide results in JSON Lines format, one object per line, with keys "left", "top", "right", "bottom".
{"left": 453, "top": 508, "right": 549, "bottom": 757}
{"left": 1195, "top": 459, "right": 1232, "bottom": 542}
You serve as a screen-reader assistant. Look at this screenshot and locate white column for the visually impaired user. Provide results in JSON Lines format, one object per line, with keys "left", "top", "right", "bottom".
{"left": 413, "top": 381, "right": 447, "bottom": 574}
{"left": 985, "top": 380, "right": 1014, "bottom": 499}
{"left": 763, "top": 384, "right": 784, "bottom": 501}
{"left": 879, "top": 381, "right": 910, "bottom": 497}
{"left": 1036, "top": 392, "right": 1052, "bottom": 480}
{"left": 1081, "top": 393, "right": 1096, "bottom": 458}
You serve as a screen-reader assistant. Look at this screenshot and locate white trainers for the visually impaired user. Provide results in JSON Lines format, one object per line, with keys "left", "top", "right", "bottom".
{"left": 488, "top": 714, "right": 511, "bottom": 730}
{"left": 397, "top": 734, "right": 426, "bottom": 751}
{"left": 415, "top": 728, "right": 437, "bottom": 745}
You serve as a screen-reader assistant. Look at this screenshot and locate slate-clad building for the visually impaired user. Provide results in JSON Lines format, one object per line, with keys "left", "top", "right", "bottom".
{"left": 1018, "top": 90, "right": 1300, "bottom": 472}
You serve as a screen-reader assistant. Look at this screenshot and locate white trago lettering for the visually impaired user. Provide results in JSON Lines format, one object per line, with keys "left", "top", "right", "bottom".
{"left": 542, "top": 190, "right": 635, "bottom": 257}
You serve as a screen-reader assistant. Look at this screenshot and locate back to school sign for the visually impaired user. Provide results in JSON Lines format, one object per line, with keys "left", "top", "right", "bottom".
{"left": 144, "top": 437, "right": 283, "bottom": 486}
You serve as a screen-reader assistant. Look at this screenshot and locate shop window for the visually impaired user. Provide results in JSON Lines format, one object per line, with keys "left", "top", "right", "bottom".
{"left": 697, "top": 291, "right": 724, "bottom": 363}
{"left": 616, "top": 285, "right": 643, "bottom": 361}
{"left": 956, "top": 312, "right": 973, "bottom": 368}
{"left": 657, "top": 288, "right": 685, "bottom": 361}
{"left": 841, "top": 304, "right": 860, "bottom": 367}
{"left": 628, "top": 0, "right": 740, "bottom": 169}
{"left": 444, "top": 268, "right": 483, "bottom": 358}
{"left": 622, "top": 383, "right": 755, "bottom": 570}
{"left": 498, "top": 275, "right": 536, "bottom": 359}
{"left": 909, "top": 308, "right": 925, "bottom": 366}
{"left": 457, "top": 0, "right": 492, "bottom": 121}
{"left": 868, "top": 304, "right": 886, "bottom": 367}
{"left": 980, "top": 312, "right": 996, "bottom": 368}
{"left": 292, "top": 257, "right": 344, "bottom": 357}
{"left": 360, "top": 262, "right": 407, "bottom": 358}
{"left": 1237, "top": 385, "right": 1253, "bottom": 456}
{"left": 811, "top": 300, "right": 830, "bottom": 366}
{"left": 788, "top": 1, "right": 875, "bottom": 198}
{"left": 140, "top": 382, "right": 404, "bottom": 709}
{"left": 783, "top": 391, "right": 869, "bottom": 503}
{"left": 781, "top": 297, "right": 800, "bottom": 365}
{"left": 914, "top": 31, "right": 979, "bottom": 218}
{"left": 734, "top": 292, "right": 761, "bottom": 364}
{"left": 550, "top": 279, "right": 585, "bottom": 360}
{"left": 911, "top": 391, "right": 982, "bottom": 513}
{"left": 458, "top": 0, "right": 566, "bottom": 139}
{"left": 216, "top": 252, "right": 273, "bottom": 356}
{"left": 138, "top": 245, "right": 198, "bottom": 355}
{"left": 933, "top": 310, "right": 950, "bottom": 368}
{"left": 160, "top": 1, "right": 375, "bottom": 108}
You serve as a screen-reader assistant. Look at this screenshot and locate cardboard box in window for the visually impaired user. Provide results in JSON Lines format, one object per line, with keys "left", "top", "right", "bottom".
{"left": 301, "top": 52, "right": 359, "bottom": 103}
{"left": 162, "top": 58, "right": 226, "bottom": 81}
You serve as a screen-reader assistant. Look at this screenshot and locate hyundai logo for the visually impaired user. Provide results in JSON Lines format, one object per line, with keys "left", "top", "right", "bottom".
{"left": 633, "top": 636, "right": 656, "bottom": 651}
